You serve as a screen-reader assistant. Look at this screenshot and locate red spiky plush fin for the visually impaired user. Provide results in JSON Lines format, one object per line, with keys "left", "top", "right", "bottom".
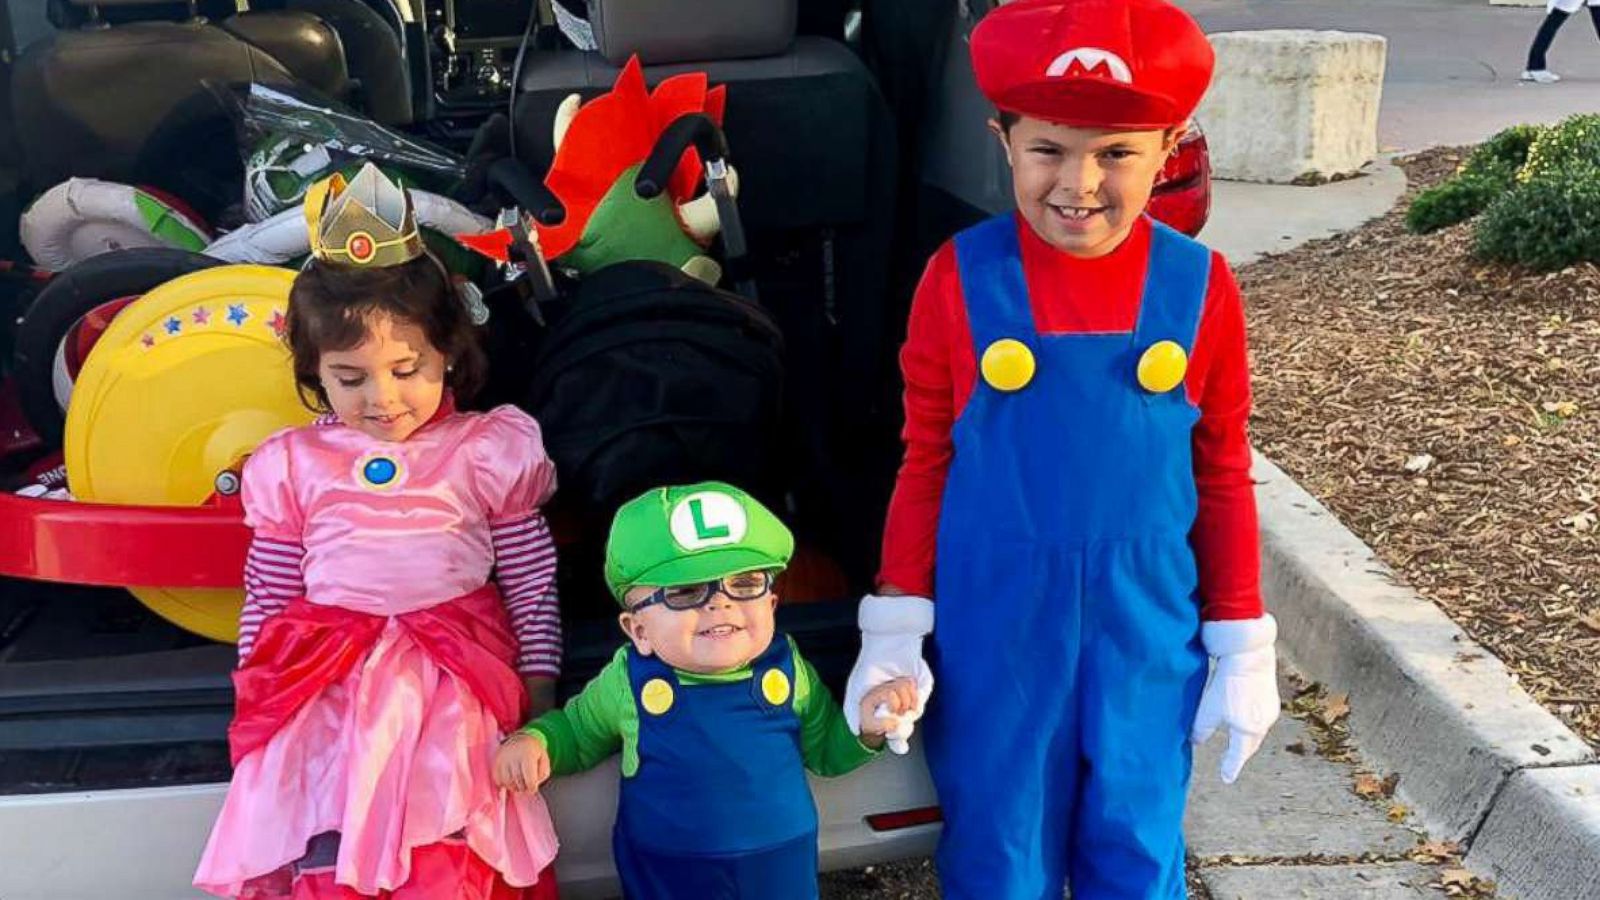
{"left": 457, "top": 229, "right": 514, "bottom": 264}
{"left": 538, "top": 56, "right": 657, "bottom": 258}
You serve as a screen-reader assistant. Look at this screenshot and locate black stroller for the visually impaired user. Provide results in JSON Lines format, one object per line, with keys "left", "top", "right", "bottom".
{"left": 476, "top": 114, "right": 789, "bottom": 617}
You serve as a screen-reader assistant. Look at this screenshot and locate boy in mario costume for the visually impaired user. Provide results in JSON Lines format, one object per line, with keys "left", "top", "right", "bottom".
{"left": 840, "top": 0, "right": 1283, "bottom": 897}
{"left": 494, "top": 482, "right": 916, "bottom": 900}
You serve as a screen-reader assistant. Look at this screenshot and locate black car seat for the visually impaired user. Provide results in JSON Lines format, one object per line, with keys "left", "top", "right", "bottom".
{"left": 13, "top": 2, "right": 298, "bottom": 217}
{"left": 510, "top": 6, "right": 899, "bottom": 583}
{"left": 14, "top": 0, "right": 408, "bottom": 226}
{"left": 234, "top": 0, "right": 413, "bottom": 126}
{"left": 214, "top": 9, "right": 353, "bottom": 105}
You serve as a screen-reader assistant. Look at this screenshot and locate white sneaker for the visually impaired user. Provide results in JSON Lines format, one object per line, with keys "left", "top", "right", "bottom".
{"left": 1521, "top": 69, "right": 1561, "bottom": 84}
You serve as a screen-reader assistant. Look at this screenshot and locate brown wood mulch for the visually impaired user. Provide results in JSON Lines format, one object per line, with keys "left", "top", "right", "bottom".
{"left": 1242, "top": 147, "right": 1600, "bottom": 748}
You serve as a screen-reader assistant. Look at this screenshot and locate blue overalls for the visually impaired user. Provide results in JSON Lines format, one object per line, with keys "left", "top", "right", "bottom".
{"left": 922, "top": 215, "right": 1213, "bottom": 900}
{"left": 614, "top": 635, "right": 819, "bottom": 899}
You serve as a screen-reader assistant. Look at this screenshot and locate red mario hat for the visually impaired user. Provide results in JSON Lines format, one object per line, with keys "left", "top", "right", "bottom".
{"left": 971, "top": 0, "right": 1214, "bottom": 130}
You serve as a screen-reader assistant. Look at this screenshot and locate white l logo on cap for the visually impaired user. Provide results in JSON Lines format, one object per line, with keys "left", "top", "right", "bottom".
{"left": 670, "top": 492, "right": 749, "bottom": 550}
{"left": 1045, "top": 47, "right": 1134, "bottom": 83}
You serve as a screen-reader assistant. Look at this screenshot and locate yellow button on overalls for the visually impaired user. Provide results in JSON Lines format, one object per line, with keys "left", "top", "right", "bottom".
{"left": 761, "top": 669, "right": 792, "bottom": 706}
{"left": 981, "top": 338, "right": 1036, "bottom": 392}
{"left": 641, "top": 677, "right": 675, "bottom": 715}
{"left": 1137, "top": 340, "right": 1188, "bottom": 394}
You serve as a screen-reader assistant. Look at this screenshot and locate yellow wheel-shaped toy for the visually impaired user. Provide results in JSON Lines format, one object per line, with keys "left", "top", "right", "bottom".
{"left": 64, "top": 265, "right": 314, "bottom": 642}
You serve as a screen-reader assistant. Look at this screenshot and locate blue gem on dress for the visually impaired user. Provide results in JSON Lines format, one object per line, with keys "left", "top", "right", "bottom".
{"left": 364, "top": 457, "right": 398, "bottom": 485}
{"left": 354, "top": 452, "right": 406, "bottom": 490}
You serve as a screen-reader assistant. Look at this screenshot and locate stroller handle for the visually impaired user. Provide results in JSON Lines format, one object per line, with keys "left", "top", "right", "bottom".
{"left": 487, "top": 158, "right": 566, "bottom": 227}
{"left": 633, "top": 114, "right": 730, "bottom": 200}
{"left": 632, "top": 112, "right": 756, "bottom": 302}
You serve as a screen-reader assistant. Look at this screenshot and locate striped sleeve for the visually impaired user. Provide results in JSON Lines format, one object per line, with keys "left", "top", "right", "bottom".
{"left": 238, "top": 535, "right": 306, "bottom": 662}
{"left": 491, "top": 512, "right": 563, "bottom": 678}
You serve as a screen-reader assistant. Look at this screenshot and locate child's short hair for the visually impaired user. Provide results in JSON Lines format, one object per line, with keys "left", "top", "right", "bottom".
{"left": 285, "top": 253, "right": 487, "bottom": 412}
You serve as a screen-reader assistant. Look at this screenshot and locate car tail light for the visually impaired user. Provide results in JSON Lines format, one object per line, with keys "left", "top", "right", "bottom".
{"left": 865, "top": 806, "right": 944, "bottom": 832}
{"left": 1158, "top": 127, "right": 1209, "bottom": 193}
{"left": 1148, "top": 123, "right": 1212, "bottom": 237}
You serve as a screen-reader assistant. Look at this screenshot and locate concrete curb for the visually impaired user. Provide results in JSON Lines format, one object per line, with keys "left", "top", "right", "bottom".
{"left": 1255, "top": 454, "right": 1598, "bottom": 899}
{"left": 1467, "top": 767, "right": 1600, "bottom": 899}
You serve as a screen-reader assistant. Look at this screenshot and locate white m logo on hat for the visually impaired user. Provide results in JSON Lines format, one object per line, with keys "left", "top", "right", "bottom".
{"left": 1045, "top": 47, "right": 1134, "bottom": 83}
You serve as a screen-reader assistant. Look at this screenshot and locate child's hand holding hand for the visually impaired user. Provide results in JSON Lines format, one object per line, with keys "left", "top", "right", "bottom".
{"left": 857, "top": 677, "right": 920, "bottom": 751}
{"left": 494, "top": 732, "right": 551, "bottom": 794}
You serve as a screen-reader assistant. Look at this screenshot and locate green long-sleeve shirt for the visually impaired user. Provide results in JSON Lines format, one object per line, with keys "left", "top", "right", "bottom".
{"left": 522, "top": 635, "right": 878, "bottom": 779}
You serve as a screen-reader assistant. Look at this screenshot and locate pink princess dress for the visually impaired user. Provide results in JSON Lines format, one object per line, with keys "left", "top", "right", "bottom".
{"left": 193, "top": 403, "right": 562, "bottom": 899}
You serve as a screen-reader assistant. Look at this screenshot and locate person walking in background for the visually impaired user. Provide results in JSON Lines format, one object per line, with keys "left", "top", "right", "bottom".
{"left": 1522, "top": 0, "right": 1600, "bottom": 83}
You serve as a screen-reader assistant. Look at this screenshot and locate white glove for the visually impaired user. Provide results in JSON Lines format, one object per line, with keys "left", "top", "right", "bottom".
{"left": 843, "top": 594, "right": 935, "bottom": 755}
{"left": 1190, "top": 613, "right": 1281, "bottom": 784}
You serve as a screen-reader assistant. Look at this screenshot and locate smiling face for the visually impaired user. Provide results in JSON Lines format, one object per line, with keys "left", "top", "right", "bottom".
{"left": 618, "top": 586, "right": 779, "bottom": 674}
{"left": 317, "top": 313, "right": 448, "bottom": 442}
{"left": 994, "top": 114, "right": 1181, "bottom": 259}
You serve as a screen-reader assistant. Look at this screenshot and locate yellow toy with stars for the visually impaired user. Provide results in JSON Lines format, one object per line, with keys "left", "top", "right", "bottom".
{"left": 63, "top": 267, "right": 309, "bottom": 642}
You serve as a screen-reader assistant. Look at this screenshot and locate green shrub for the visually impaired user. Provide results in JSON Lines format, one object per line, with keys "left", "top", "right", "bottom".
{"left": 1474, "top": 161, "right": 1600, "bottom": 271}
{"left": 1519, "top": 114, "right": 1600, "bottom": 184}
{"left": 1464, "top": 124, "right": 1545, "bottom": 177}
{"left": 1403, "top": 124, "right": 1546, "bottom": 235}
{"left": 1406, "top": 159, "right": 1516, "bottom": 234}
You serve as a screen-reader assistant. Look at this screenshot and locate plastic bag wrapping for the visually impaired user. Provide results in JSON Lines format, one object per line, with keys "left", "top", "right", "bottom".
{"left": 216, "top": 81, "right": 467, "bottom": 222}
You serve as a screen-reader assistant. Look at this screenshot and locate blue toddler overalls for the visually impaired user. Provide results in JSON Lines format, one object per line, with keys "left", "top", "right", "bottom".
{"left": 614, "top": 635, "right": 819, "bottom": 899}
{"left": 923, "top": 215, "right": 1213, "bottom": 899}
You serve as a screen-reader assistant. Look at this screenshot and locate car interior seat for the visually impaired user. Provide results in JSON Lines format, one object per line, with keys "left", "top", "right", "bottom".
{"left": 510, "top": 0, "right": 900, "bottom": 584}
{"left": 234, "top": 0, "right": 413, "bottom": 126}
{"left": 13, "top": 0, "right": 409, "bottom": 223}
{"left": 13, "top": 0, "right": 298, "bottom": 206}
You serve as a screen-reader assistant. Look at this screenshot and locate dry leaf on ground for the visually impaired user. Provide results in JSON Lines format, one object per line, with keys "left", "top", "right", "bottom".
{"left": 1317, "top": 692, "right": 1351, "bottom": 726}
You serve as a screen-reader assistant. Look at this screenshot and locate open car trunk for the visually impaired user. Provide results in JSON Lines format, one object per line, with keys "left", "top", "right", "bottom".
{"left": 0, "top": 578, "right": 864, "bottom": 796}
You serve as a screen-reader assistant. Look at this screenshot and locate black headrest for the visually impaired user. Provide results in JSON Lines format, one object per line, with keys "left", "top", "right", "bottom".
{"left": 50, "top": 0, "right": 237, "bottom": 28}
{"left": 586, "top": 0, "right": 797, "bottom": 65}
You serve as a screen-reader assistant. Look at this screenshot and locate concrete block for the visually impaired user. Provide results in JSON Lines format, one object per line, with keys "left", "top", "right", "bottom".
{"left": 1196, "top": 30, "right": 1387, "bottom": 183}
{"left": 1254, "top": 454, "right": 1592, "bottom": 843}
{"left": 1466, "top": 767, "right": 1600, "bottom": 900}
{"left": 1203, "top": 863, "right": 1441, "bottom": 899}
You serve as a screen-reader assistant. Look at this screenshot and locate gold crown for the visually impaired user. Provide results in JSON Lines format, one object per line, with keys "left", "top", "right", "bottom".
{"left": 304, "top": 162, "right": 424, "bottom": 267}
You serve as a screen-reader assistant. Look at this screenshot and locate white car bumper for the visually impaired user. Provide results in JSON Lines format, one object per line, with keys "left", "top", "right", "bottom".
{"left": 0, "top": 742, "right": 940, "bottom": 899}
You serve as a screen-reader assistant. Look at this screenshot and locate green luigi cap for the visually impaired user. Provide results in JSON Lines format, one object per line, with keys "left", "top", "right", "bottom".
{"left": 605, "top": 481, "right": 795, "bottom": 603}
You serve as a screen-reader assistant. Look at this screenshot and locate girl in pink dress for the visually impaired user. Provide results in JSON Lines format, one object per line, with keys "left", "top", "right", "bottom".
{"left": 194, "top": 166, "right": 561, "bottom": 899}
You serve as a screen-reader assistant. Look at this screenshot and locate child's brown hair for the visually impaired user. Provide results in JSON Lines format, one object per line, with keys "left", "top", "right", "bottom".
{"left": 285, "top": 254, "right": 487, "bottom": 413}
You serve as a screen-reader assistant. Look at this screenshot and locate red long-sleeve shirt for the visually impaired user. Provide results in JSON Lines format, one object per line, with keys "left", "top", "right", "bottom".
{"left": 877, "top": 215, "right": 1262, "bottom": 621}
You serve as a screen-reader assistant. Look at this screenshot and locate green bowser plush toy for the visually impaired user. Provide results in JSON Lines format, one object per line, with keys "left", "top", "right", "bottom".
{"left": 461, "top": 56, "right": 737, "bottom": 286}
